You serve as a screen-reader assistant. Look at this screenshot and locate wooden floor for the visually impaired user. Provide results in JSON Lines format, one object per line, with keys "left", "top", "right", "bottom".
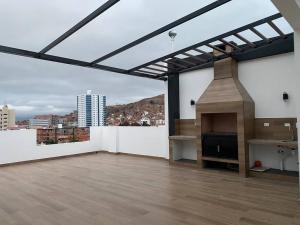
{"left": 0, "top": 153, "right": 299, "bottom": 225}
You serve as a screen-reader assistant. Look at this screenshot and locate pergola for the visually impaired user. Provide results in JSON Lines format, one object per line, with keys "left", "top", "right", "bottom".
{"left": 0, "top": 0, "right": 294, "bottom": 82}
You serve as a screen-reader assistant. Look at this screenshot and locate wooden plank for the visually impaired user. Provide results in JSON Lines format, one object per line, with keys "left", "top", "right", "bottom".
{"left": 254, "top": 118, "right": 297, "bottom": 140}
{"left": 175, "top": 119, "right": 197, "bottom": 136}
{"left": 0, "top": 153, "right": 298, "bottom": 225}
{"left": 248, "top": 139, "right": 298, "bottom": 149}
{"left": 202, "top": 156, "right": 239, "bottom": 164}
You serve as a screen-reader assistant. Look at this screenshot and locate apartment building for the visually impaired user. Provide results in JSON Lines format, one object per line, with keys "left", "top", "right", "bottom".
{"left": 0, "top": 105, "right": 16, "bottom": 130}
{"left": 29, "top": 119, "right": 50, "bottom": 129}
{"left": 77, "top": 90, "right": 106, "bottom": 127}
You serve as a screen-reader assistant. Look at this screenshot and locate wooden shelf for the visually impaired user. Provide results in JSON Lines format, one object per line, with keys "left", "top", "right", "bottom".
{"left": 248, "top": 139, "right": 298, "bottom": 149}
{"left": 202, "top": 156, "right": 239, "bottom": 164}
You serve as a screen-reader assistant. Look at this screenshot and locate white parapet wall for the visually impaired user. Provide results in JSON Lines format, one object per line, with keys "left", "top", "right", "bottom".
{"left": 101, "top": 126, "right": 168, "bottom": 158}
{"left": 0, "top": 127, "right": 102, "bottom": 165}
{"left": 0, "top": 126, "right": 168, "bottom": 165}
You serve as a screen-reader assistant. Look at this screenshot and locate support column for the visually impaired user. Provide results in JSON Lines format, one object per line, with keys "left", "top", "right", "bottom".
{"left": 271, "top": 0, "right": 300, "bottom": 198}
{"left": 167, "top": 73, "right": 180, "bottom": 136}
{"left": 295, "top": 31, "right": 300, "bottom": 196}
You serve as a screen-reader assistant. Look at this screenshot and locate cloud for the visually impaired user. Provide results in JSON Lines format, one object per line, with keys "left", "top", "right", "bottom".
{"left": 0, "top": 0, "right": 286, "bottom": 119}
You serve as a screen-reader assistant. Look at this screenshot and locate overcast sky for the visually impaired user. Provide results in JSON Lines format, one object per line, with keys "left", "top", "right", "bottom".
{"left": 0, "top": 0, "right": 291, "bottom": 119}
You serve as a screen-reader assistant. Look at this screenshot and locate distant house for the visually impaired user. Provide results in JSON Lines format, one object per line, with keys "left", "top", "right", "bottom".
{"left": 29, "top": 119, "right": 50, "bottom": 129}
{"left": 140, "top": 116, "right": 151, "bottom": 126}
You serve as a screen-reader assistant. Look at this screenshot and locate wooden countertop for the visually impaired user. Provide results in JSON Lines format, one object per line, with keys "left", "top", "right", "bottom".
{"left": 248, "top": 139, "right": 298, "bottom": 149}
{"left": 169, "top": 135, "right": 197, "bottom": 141}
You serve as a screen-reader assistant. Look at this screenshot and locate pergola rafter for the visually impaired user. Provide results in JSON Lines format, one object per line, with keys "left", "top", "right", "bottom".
{"left": 130, "top": 13, "right": 294, "bottom": 78}
{"left": 0, "top": 0, "right": 294, "bottom": 81}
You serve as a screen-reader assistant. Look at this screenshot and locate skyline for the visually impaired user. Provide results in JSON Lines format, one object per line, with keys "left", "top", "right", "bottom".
{"left": 0, "top": 0, "right": 291, "bottom": 118}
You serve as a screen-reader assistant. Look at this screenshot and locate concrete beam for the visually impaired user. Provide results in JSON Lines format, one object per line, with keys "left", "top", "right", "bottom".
{"left": 272, "top": 0, "right": 300, "bottom": 198}
{"left": 271, "top": 0, "right": 300, "bottom": 30}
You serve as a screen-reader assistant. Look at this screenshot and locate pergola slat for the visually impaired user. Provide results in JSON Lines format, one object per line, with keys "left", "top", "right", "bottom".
{"left": 268, "top": 21, "right": 285, "bottom": 38}
{"left": 181, "top": 52, "right": 207, "bottom": 62}
{"left": 220, "top": 39, "right": 242, "bottom": 51}
{"left": 234, "top": 33, "right": 256, "bottom": 48}
{"left": 137, "top": 69, "right": 161, "bottom": 76}
{"left": 39, "top": 0, "right": 120, "bottom": 54}
{"left": 144, "top": 66, "right": 166, "bottom": 73}
{"left": 163, "top": 60, "right": 187, "bottom": 69}
{"left": 250, "top": 27, "right": 270, "bottom": 43}
{"left": 90, "top": 0, "right": 232, "bottom": 64}
{"left": 129, "top": 14, "right": 282, "bottom": 73}
{"left": 173, "top": 57, "right": 197, "bottom": 66}
{"left": 206, "top": 44, "right": 230, "bottom": 55}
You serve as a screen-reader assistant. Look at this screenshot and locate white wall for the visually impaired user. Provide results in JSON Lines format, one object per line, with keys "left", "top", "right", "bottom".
{"left": 178, "top": 53, "right": 299, "bottom": 171}
{"left": 179, "top": 68, "right": 213, "bottom": 119}
{"left": 101, "top": 127, "right": 119, "bottom": 153}
{"left": 0, "top": 126, "right": 168, "bottom": 165}
{"left": 117, "top": 126, "right": 167, "bottom": 158}
{"left": 0, "top": 127, "right": 102, "bottom": 165}
{"left": 172, "top": 141, "right": 197, "bottom": 161}
{"left": 239, "top": 53, "right": 298, "bottom": 118}
{"left": 179, "top": 54, "right": 298, "bottom": 119}
{"left": 249, "top": 144, "right": 298, "bottom": 171}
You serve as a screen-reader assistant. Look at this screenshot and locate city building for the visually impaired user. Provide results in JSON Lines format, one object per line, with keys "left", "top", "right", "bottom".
{"left": 36, "top": 127, "right": 90, "bottom": 144}
{"left": 29, "top": 119, "right": 50, "bottom": 129}
{"left": 0, "top": 105, "right": 16, "bottom": 130}
{"left": 77, "top": 90, "right": 106, "bottom": 127}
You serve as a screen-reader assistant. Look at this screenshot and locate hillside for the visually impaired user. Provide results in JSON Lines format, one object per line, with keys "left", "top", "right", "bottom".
{"left": 106, "top": 94, "right": 164, "bottom": 126}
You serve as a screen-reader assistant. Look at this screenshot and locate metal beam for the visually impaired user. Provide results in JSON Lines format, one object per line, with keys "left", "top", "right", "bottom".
{"left": 173, "top": 57, "right": 197, "bottom": 66}
{"left": 163, "top": 60, "right": 187, "bottom": 69}
{"left": 268, "top": 21, "right": 286, "bottom": 38}
{"left": 39, "top": 0, "right": 119, "bottom": 54}
{"left": 153, "top": 63, "right": 170, "bottom": 70}
{"left": 144, "top": 66, "right": 166, "bottom": 73}
{"left": 0, "top": 44, "right": 166, "bottom": 80}
{"left": 181, "top": 52, "right": 207, "bottom": 62}
{"left": 250, "top": 27, "right": 270, "bottom": 43}
{"left": 180, "top": 34, "right": 294, "bottom": 74}
{"left": 137, "top": 69, "right": 161, "bottom": 76}
{"left": 91, "top": 0, "right": 232, "bottom": 64}
{"left": 129, "top": 13, "right": 283, "bottom": 73}
{"left": 220, "top": 39, "right": 242, "bottom": 50}
{"left": 234, "top": 33, "right": 256, "bottom": 48}
{"left": 206, "top": 43, "right": 230, "bottom": 55}
{"left": 193, "top": 48, "right": 213, "bottom": 58}
{"left": 168, "top": 73, "right": 180, "bottom": 136}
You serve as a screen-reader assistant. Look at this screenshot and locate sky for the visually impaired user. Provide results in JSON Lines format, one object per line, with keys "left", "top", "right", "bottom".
{"left": 0, "top": 0, "right": 292, "bottom": 120}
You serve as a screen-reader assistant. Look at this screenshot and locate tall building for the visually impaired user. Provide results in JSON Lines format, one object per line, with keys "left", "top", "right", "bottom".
{"left": 0, "top": 105, "right": 16, "bottom": 130}
{"left": 77, "top": 90, "right": 106, "bottom": 127}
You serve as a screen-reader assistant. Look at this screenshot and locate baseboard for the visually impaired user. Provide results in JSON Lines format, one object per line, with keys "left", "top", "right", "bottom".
{"left": 0, "top": 151, "right": 101, "bottom": 168}
{"left": 0, "top": 150, "right": 168, "bottom": 168}
{"left": 100, "top": 151, "right": 167, "bottom": 161}
{"left": 116, "top": 152, "right": 168, "bottom": 161}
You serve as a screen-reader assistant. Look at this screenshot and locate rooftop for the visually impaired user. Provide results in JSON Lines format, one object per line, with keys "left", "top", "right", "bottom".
{"left": 0, "top": 153, "right": 298, "bottom": 225}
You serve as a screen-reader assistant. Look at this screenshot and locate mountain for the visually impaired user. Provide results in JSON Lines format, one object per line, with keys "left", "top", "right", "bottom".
{"left": 106, "top": 94, "right": 165, "bottom": 126}
{"left": 16, "top": 95, "right": 165, "bottom": 127}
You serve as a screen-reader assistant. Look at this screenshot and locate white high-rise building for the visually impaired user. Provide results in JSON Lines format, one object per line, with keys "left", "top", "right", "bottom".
{"left": 0, "top": 105, "right": 16, "bottom": 131}
{"left": 77, "top": 90, "right": 106, "bottom": 127}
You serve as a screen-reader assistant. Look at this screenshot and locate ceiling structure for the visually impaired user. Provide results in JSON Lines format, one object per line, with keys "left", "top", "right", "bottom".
{"left": 0, "top": 0, "right": 294, "bottom": 81}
